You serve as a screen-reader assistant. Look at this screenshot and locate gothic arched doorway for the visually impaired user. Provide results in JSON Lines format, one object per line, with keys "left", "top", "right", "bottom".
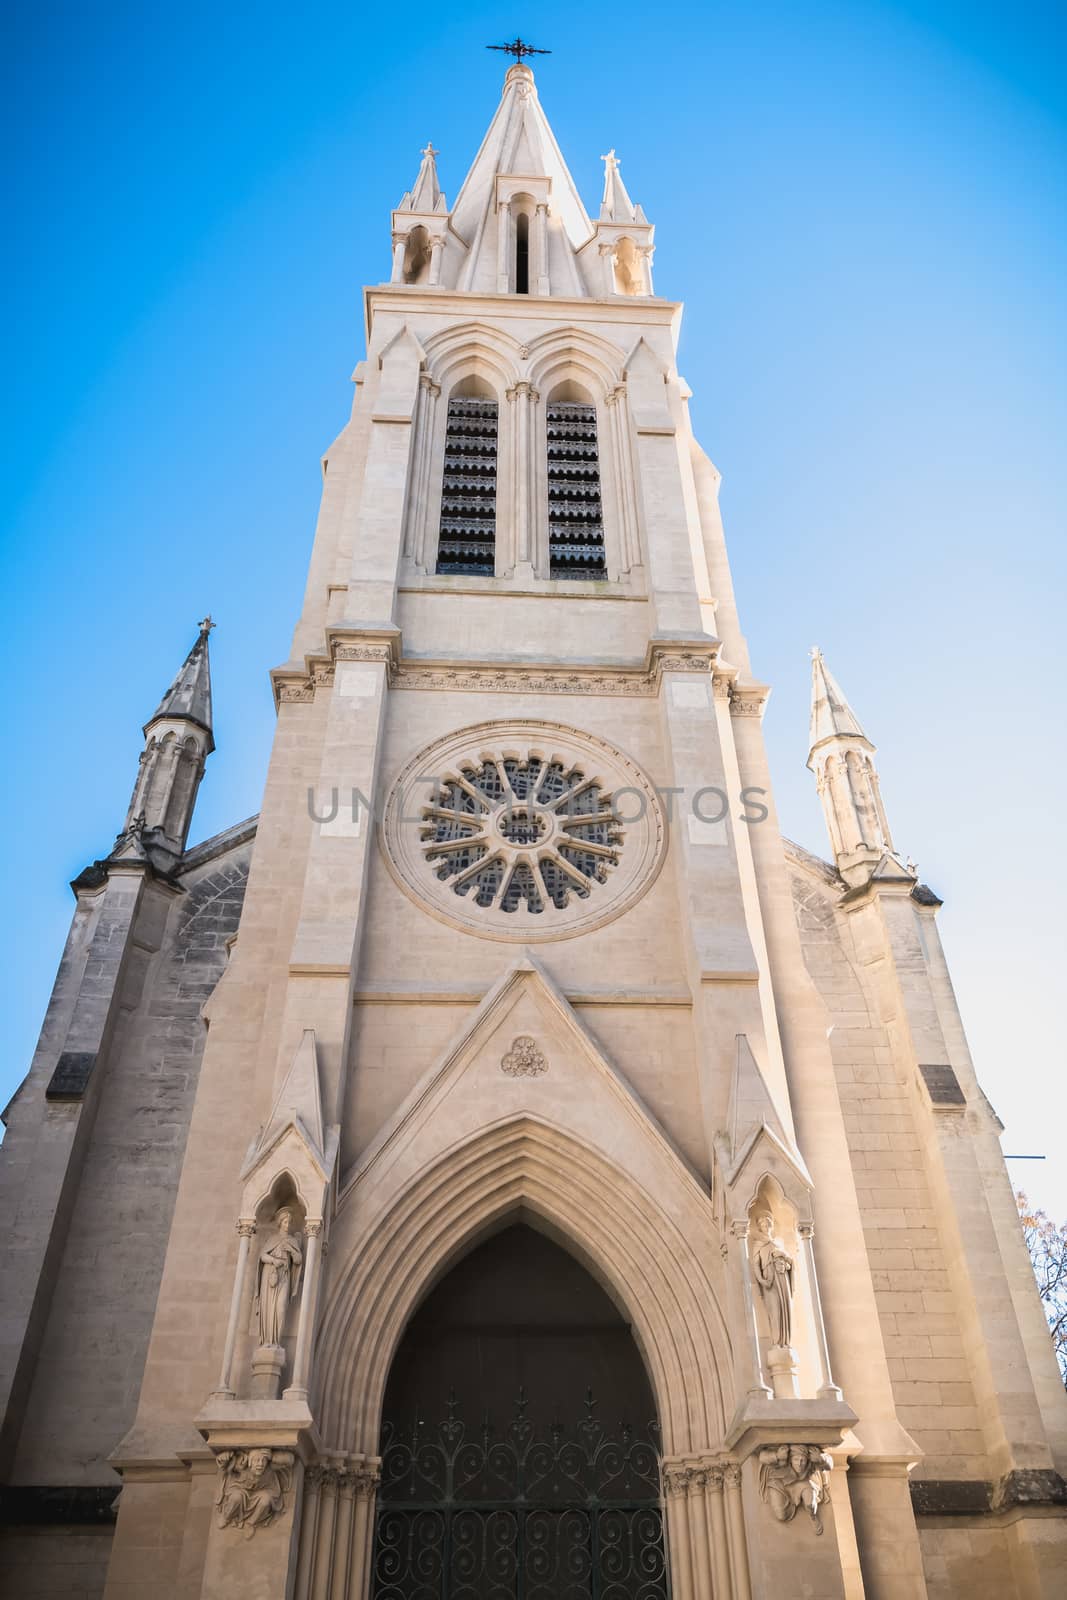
{"left": 371, "top": 1223, "right": 669, "bottom": 1598}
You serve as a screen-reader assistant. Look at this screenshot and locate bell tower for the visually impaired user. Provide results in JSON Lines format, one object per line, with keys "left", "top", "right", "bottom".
{"left": 80, "top": 52, "right": 1067, "bottom": 1600}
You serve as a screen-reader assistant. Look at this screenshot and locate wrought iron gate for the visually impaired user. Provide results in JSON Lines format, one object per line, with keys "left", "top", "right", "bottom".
{"left": 371, "top": 1391, "right": 669, "bottom": 1600}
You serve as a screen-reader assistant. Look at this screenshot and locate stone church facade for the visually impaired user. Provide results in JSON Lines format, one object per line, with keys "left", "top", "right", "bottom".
{"left": 2, "top": 60, "right": 1065, "bottom": 1600}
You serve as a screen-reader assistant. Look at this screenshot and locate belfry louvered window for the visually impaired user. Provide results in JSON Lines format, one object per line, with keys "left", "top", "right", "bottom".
{"left": 547, "top": 402, "right": 607, "bottom": 579}
{"left": 436, "top": 397, "right": 498, "bottom": 576}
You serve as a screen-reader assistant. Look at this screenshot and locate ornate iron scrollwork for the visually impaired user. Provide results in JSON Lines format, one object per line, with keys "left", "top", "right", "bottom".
{"left": 372, "top": 1390, "right": 668, "bottom": 1599}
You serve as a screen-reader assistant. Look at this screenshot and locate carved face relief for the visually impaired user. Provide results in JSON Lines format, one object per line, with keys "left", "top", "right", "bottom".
{"left": 382, "top": 721, "right": 667, "bottom": 942}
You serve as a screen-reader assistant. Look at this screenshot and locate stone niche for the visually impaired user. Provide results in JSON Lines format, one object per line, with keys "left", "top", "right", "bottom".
{"left": 246, "top": 1175, "right": 308, "bottom": 1400}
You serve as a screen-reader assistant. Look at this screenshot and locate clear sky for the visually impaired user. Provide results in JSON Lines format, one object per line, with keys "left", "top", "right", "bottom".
{"left": 3, "top": 2, "right": 1065, "bottom": 1213}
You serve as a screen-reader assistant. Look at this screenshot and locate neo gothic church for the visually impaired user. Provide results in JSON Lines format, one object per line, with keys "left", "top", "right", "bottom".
{"left": 2, "top": 60, "right": 1065, "bottom": 1600}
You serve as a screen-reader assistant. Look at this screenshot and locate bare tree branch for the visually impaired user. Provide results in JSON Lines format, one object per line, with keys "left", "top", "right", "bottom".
{"left": 1017, "top": 1190, "right": 1067, "bottom": 1388}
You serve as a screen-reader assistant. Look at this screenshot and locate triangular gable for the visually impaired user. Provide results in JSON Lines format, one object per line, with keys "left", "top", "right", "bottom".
{"left": 717, "top": 1035, "right": 813, "bottom": 1224}
{"left": 240, "top": 1029, "right": 338, "bottom": 1219}
{"left": 341, "top": 951, "right": 708, "bottom": 1211}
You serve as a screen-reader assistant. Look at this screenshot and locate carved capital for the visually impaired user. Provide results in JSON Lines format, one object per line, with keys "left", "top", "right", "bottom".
{"left": 353, "top": 1464, "right": 381, "bottom": 1501}
{"left": 724, "top": 1463, "right": 743, "bottom": 1490}
{"left": 236, "top": 1219, "right": 257, "bottom": 1240}
{"left": 663, "top": 1466, "right": 693, "bottom": 1498}
{"left": 305, "top": 1219, "right": 324, "bottom": 1239}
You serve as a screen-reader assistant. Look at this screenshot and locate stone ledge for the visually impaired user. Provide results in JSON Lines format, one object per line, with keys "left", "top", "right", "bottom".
{"left": 0, "top": 1486, "right": 118, "bottom": 1526}
{"left": 912, "top": 1470, "right": 1067, "bottom": 1518}
{"left": 724, "top": 1396, "right": 858, "bottom": 1462}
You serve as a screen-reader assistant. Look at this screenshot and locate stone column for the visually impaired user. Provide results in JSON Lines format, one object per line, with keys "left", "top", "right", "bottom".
{"left": 427, "top": 233, "right": 445, "bottom": 286}
{"left": 285, "top": 1220, "right": 322, "bottom": 1401}
{"left": 390, "top": 231, "right": 406, "bottom": 283}
{"left": 210, "top": 1219, "right": 255, "bottom": 1398}
{"left": 534, "top": 201, "right": 550, "bottom": 294}
{"left": 310, "top": 1468, "right": 338, "bottom": 1600}
{"left": 496, "top": 198, "right": 511, "bottom": 293}
{"left": 799, "top": 1223, "right": 843, "bottom": 1400}
{"left": 506, "top": 380, "right": 538, "bottom": 576}
{"left": 637, "top": 241, "right": 655, "bottom": 294}
{"left": 347, "top": 1463, "right": 380, "bottom": 1600}
{"left": 732, "top": 1220, "right": 772, "bottom": 1400}
{"left": 403, "top": 374, "right": 440, "bottom": 569}
{"left": 293, "top": 1466, "right": 322, "bottom": 1599}
{"left": 687, "top": 1471, "right": 714, "bottom": 1595}
{"left": 705, "top": 1467, "right": 733, "bottom": 1597}
{"left": 724, "top": 1464, "right": 752, "bottom": 1600}
{"left": 663, "top": 1467, "right": 695, "bottom": 1600}
{"left": 605, "top": 383, "right": 641, "bottom": 574}
{"left": 328, "top": 1470, "right": 356, "bottom": 1600}
{"left": 598, "top": 239, "right": 617, "bottom": 295}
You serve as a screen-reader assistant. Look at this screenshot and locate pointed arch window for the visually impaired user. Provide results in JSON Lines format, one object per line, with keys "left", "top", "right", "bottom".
{"left": 515, "top": 212, "right": 530, "bottom": 294}
{"left": 436, "top": 395, "right": 498, "bottom": 576}
{"left": 546, "top": 401, "right": 607, "bottom": 579}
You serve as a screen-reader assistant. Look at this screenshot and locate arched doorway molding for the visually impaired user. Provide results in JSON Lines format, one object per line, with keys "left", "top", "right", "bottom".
{"left": 316, "top": 1115, "right": 732, "bottom": 1460}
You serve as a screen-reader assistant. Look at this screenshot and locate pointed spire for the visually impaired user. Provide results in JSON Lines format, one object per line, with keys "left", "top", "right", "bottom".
{"left": 110, "top": 619, "right": 217, "bottom": 871}
{"left": 148, "top": 616, "right": 214, "bottom": 750}
{"left": 450, "top": 62, "right": 592, "bottom": 296}
{"left": 398, "top": 141, "right": 447, "bottom": 214}
{"left": 806, "top": 648, "right": 904, "bottom": 886}
{"left": 808, "top": 646, "right": 867, "bottom": 761}
{"left": 599, "top": 149, "right": 637, "bottom": 223}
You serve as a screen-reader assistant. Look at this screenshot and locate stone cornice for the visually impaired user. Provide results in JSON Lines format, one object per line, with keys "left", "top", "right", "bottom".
{"left": 272, "top": 631, "right": 720, "bottom": 707}
{"left": 363, "top": 284, "right": 681, "bottom": 345}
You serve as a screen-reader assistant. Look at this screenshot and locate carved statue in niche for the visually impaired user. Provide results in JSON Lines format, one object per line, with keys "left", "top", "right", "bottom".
{"left": 751, "top": 1211, "right": 795, "bottom": 1348}
{"left": 757, "top": 1444, "right": 833, "bottom": 1534}
{"left": 252, "top": 1208, "right": 303, "bottom": 1348}
{"left": 215, "top": 1448, "right": 293, "bottom": 1537}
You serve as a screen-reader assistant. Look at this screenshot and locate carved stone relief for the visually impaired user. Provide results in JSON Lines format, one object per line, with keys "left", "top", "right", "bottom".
{"left": 215, "top": 1448, "right": 294, "bottom": 1537}
{"left": 252, "top": 1208, "right": 303, "bottom": 1349}
{"left": 757, "top": 1445, "right": 833, "bottom": 1534}
{"left": 500, "top": 1036, "right": 548, "bottom": 1077}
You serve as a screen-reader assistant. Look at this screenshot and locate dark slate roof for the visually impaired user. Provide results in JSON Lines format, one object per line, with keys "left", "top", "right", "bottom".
{"left": 147, "top": 621, "right": 214, "bottom": 747}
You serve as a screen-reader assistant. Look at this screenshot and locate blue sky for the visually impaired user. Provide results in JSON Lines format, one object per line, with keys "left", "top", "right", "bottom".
{"left": 3, "top": 1, "right": 1065, "bottom": 1213}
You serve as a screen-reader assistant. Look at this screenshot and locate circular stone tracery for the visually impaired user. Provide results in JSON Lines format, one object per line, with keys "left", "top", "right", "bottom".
{"left": 382, "top": 721, "right": 667, "bottom": 942}
{"left": 423, "top": 757, "right": 621, "bottom": 915}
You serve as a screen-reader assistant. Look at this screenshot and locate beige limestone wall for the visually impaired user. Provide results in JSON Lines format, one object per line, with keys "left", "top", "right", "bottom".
{"left": 789, "top": 859, "right": 984, "bottom": 1481}
{"left": 0, "top": 1526, "right": 113, "bottom": 1600}
{"left": 11, "top": 848, "right": 252, "bottom": 1489}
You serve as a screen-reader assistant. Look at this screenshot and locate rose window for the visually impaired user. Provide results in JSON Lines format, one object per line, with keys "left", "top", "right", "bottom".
{"left": 420, "top": 756, "right": 622, "bottom": 916}
{"left": 382, "top": 721, "right": 667, "bottom": 943}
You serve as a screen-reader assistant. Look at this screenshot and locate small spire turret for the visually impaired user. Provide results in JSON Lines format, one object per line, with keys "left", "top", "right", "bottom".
{"left": 807, "top": 648, "right": 905, "bottom": 888}
{"left": 114, "top": 619, "right": 216, "bottom": 871}
{"left": 599, "top": 149, "right": 643, "bottom": 224}
{"left": 397, "top": 142, "right": 446, "bottom": 216}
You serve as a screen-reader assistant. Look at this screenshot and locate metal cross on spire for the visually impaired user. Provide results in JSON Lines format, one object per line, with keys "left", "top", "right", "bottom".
{"left": 487, "top": 37, "right": 551, "bottom": 64}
